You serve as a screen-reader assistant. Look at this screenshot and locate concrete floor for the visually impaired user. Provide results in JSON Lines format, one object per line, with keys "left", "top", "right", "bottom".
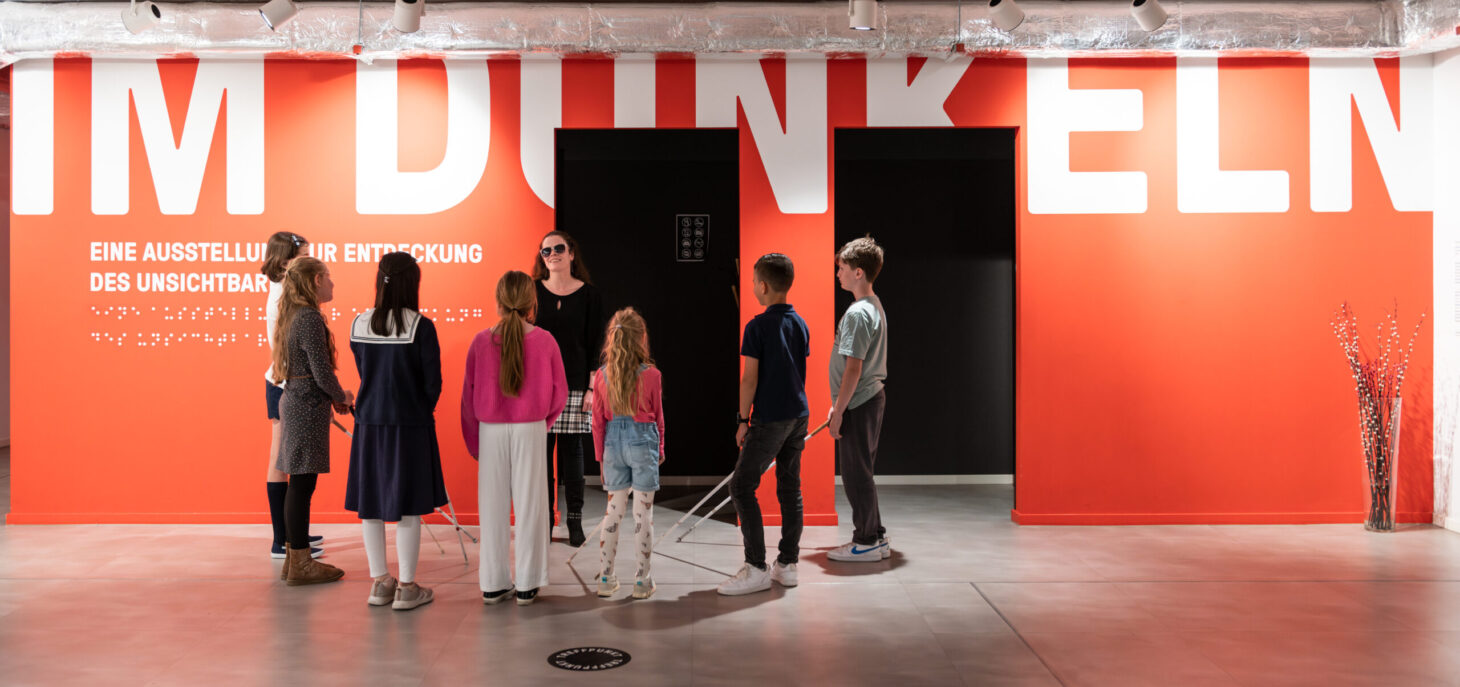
{"left": 3, "top": 452, "right": 1460, "bottom": 686}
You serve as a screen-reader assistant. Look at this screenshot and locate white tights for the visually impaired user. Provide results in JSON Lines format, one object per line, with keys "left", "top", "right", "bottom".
{"left": 362, "top": 515, "right": 422, "bottom": 583}
{"left": 599, "top": 489, "right": 655, "bottom": 580}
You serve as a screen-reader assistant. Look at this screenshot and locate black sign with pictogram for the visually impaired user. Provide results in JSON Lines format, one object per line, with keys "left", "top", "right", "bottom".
{"left": 676, "top": 214, "right": 709, "bottom": 262}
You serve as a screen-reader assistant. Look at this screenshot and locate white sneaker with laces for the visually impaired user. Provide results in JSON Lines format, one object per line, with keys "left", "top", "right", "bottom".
{"left": 827, "top": 541, "right": 883, "bottom": 562}
{"left": 716, "top": 563, "right": 772, "bottom": 596}
{"left": 770, "top": 561, "right": 798, "bottom": 587}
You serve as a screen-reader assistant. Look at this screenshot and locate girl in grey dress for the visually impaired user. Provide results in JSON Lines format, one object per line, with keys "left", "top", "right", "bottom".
{"left": 272, "top": 256, "right": 354, "bottom": 585}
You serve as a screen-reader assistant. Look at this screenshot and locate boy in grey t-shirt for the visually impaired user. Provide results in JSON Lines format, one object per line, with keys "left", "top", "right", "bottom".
{"left": 827, "top": 236, "right": 890, "bottom": 563}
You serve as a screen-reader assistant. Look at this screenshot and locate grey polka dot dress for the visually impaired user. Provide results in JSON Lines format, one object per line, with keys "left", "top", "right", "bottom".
{"left": 276, "top": 308, "right": 348, "bottom": 475}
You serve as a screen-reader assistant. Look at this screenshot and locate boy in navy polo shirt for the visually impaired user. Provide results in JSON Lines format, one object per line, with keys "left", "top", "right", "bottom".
{"left": 717, "top": 254, "right": 811, "bottom": 596}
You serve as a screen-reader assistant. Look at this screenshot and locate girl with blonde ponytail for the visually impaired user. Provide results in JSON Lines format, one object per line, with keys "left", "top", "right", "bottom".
{"left": 588, "top": 307, "right": 666, "bottom": 601}
{"left": 461, "top": 271, "right": 567, "bottom": 606}
{"left": 273, "top": 256, "right": 353, "bottom": 587}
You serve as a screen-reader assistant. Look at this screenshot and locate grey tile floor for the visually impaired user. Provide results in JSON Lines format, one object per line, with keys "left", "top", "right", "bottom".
{"left": 3, "top": 450, "right": 1460, "bottom": 686}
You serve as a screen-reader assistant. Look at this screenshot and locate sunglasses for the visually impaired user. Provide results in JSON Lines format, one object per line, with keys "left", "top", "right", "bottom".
{"left": 540, "top": 243, "right": 568, "bottom": 258}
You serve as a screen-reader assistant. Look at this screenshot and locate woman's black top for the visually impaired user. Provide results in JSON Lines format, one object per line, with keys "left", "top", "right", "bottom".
{"left": 534, "top": 280, "right": 605, "bottom": 391}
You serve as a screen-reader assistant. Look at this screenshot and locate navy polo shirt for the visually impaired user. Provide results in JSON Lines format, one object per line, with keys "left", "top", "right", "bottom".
{"left": 741, "top": 303, "right": 810, "bottom": 422}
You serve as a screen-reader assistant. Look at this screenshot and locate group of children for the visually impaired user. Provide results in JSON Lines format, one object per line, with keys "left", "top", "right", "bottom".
{"left": 260, "top": 229, "right": 889, "bottom": 610}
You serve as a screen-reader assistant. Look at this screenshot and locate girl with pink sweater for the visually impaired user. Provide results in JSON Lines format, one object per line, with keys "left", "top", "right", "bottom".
{"left": 461, "top": 271, "right": 567, "bottom": 606}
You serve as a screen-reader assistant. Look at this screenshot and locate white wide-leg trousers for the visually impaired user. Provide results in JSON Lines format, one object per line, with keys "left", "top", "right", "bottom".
{"left": 477, "top": 421, "right": 550, "bottom": 593}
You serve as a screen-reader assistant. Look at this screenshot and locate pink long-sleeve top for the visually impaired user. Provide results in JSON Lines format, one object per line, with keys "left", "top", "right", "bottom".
{"left": 591, "top": 365, "right": 666, "bottom": 463}
{"left": 460, "top": 326, "right": 568, "bottom": 458}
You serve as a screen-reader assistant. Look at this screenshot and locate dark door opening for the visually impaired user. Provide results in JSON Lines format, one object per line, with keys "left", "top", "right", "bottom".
{"left": 555, "top": 129, "right": 741, "bottom": 479}
{"left": 833, "top": 128, "right": 1016, "bottom": 489}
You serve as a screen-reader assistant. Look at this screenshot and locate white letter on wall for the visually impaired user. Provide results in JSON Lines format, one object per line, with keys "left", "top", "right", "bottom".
{"left": 1027, "top": 58, "right": 1146, "bottom": 214}
{"left": 13, "top": 59, "right": 54, "bottom": 216}
{"left": 520, "top": 56, "right": 561, "bottom": 208}
{"left": 866, "top": 55, "right": 972, "bottom": 126}
{"left": 696, "top": 56, "right": 827, "bottom": 214}
{"left": 1176, "top": 57, "right": 1289, "bottom": 213}
{"left": 91, "top": 59, "right": 264, "bottom": 215}
{"left": 615, "top": 54, "right": 656, "bottom": 128}
{"left": 1310, "top": 55, "right": 1433, "bottom": 212}
{"left": 357, "top": 60, "right": 491, "bottom": 215}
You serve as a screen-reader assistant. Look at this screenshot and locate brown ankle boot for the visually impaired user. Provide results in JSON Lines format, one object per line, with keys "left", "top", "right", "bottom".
{"left": 285, "top": 546, "right": 344, "bottom": 586}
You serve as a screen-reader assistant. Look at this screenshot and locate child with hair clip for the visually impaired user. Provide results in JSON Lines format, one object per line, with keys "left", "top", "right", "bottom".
{"left": 345, "top": 252, "right": 448, "bottom": 611}
{"left": 590, "top": 308, "right": 666, "bottom": 600}
{"left": 260, "top": 231, "right": 324, "bottom": 560}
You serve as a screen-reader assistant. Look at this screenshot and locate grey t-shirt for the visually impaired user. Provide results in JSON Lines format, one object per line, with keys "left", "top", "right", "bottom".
{"left": 829, "top": 295, "right": 887, "bottom": 410}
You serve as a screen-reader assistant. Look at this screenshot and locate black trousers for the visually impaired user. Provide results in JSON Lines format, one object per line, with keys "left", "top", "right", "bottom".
{"left": 729, "top": 416, "right": 807, "bottom": 568}
{"left": 284, "top": 472, "right": 319, "bottom": 550}
{"left": 837, "top": 390, "right": 886, "bottom": 545}
{"left": 546, "top": 433, "right": 586, "bottom": 520}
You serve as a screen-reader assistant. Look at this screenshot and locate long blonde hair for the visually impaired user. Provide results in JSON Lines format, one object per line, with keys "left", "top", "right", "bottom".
{"left": 600, "top": 308, "right": 653, "bottom": 416}
{"left": 495, "top": 270, "right": 536, "bottom": 397}
{"left": 271, "top": 256, "right": 335, "bottom": 383}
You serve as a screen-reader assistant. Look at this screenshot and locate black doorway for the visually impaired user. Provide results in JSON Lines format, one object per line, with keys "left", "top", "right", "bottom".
{"left": 555, "top": 129, "right": 741, "bottom": 479}
{"left": 833, "top": 128, "right": 1016, "bottom": 482}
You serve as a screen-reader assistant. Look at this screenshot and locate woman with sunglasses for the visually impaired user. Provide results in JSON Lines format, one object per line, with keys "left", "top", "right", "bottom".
{"left": 531, "top": 231, "right": 606, "bottom": 546}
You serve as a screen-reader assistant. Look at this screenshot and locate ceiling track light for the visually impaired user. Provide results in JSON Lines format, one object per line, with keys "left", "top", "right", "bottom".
{"left": 260, "top": 0, "right": 299, "bottom": 31}
{"left": 849, "top": 0, "right": 877, "bottom": 31}
{"left": 1131, "top": 0, "right": 1168, "bottom": 32}
{"left": 122, "top": 0, "right": 161, "bottom": 34}
{"left": 987, "top": 0, "right": 1024, "bottom": 33}
{"left": 393, "top": 0, "right": 425, "bottom": 33}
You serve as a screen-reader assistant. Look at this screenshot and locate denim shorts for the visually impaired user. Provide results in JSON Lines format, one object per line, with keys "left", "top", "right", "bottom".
{"left": 265, "top": 380, "right": 284, "bottom": 420}
{"left": 601, "top": 416, "right": 660, "bottom": 492}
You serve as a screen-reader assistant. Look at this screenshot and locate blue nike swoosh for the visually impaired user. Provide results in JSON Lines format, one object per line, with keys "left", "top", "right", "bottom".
{"left": 851, "top": 546, "right": 879, "bottom": 555}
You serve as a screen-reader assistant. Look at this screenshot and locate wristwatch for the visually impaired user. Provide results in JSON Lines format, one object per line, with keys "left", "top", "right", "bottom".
{"left": 737, "top": 414, "right": 750, "bottom": 425}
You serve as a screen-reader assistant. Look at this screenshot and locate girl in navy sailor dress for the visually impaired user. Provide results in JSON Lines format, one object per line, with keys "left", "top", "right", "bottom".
{"left": 345, "top": 252, "right": 449, "bottom": 611}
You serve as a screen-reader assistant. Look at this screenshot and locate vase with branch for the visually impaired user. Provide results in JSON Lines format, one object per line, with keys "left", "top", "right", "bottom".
{"left": 1331, "top": 302, "right": 1424, "bottom": 532}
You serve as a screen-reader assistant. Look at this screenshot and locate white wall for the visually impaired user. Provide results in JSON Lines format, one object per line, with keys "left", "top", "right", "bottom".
{"left": 1434, "top": 49, "right": 1460, "bottom": 530}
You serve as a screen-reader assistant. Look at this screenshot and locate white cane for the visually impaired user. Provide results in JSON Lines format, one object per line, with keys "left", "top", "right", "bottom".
{"left": 673, "top": 419, "right": 831, "bottom": 543}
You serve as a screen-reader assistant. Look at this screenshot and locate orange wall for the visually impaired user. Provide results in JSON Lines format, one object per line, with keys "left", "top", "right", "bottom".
{"left": 6, "top": 55, "right": 1433, "bottom": 525}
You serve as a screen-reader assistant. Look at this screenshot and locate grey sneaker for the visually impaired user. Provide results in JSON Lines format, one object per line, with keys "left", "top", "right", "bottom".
{"left": 879, "top": 536, "right": 891, "bottom": 559}
{"left": 716, "top": 563, "right": 772, "bottom": 596}
{"left": 367, "top": 575, "right": 398, "bottom": 606}
{"left": 632, "top": 577, "right": 656, "bottom": 600}
{"left": 770, "top": 561, "right": 798, "bottom": 587}
{"left": 392, "top": 582, "right": 434, "bottom": 611}
{"left": 597, "top": 574, "right": 620, "bottom": 598}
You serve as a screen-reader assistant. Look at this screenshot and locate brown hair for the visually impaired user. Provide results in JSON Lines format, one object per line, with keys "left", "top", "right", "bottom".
{"left": 495, "top": 270, "right": 536, "bottom": 397}
{"left": 600, "top": 308, "right": 653, "bottom": 416}
{"left": 836, "top": 234, "right": 884, "bottom": 283}
{"left": 753, "top": 253, "right": 795, "bottom": 293}
{"left": 271, "top": 256, "right": 335, "bottom": 383}
{"left": 531, "top": 230, "right": 594, "bottom": 284}
{"left": 260, "top": 231, "right": 308, "bottom": 282}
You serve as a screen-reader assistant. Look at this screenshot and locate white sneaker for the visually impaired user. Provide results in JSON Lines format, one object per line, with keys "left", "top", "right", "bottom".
{"left": 770, "top": 561, "right": 798, "bottom": 587}
{"left": 879, "top": 536, "right": 891, "bottom": 559}
{"left": 827, "top": 541, "right": 883, "bottom": 562}
{"left": 716, "top": 563, "right": 772, "bottom": 596}
{"left": 632, "top": 577, "right": 657, "bottom": 600}
{"left": 596, "top": 574, "right": 619, "bottom": 598}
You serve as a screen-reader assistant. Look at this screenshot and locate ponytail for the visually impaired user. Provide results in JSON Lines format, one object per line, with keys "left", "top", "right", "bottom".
{"left": 494, "top": 271, "right": 536, "bottom": 397}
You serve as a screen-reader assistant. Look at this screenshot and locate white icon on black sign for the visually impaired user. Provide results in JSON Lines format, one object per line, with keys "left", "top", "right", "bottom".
{"left": 675, "top": 214, "right": 710, "bottom": 263}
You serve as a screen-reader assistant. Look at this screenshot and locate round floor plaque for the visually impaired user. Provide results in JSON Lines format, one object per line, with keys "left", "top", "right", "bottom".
{"left": 548, "top": 647, "right": 632, "bottom": 671}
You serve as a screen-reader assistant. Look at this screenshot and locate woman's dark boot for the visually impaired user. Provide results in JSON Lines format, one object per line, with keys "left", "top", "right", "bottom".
{"left": 567, "top": 512, "right": 586, "bottom": 547}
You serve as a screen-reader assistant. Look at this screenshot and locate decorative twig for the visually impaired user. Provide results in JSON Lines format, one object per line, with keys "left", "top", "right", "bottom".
{"left": 1331, "top": 302, "right": 1425, "bottom": 531}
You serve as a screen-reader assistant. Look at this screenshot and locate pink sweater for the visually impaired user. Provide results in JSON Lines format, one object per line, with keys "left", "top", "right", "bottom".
{"left": 460, "top": 327, "right": 568, "bottom": 458}
{"left": 591, "top": 366, "right": 666, "bottom": 462}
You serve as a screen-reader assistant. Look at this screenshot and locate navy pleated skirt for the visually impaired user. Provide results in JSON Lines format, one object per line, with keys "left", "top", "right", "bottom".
{"left": 345, "top": 423, "right": 449, "bottom": 521}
